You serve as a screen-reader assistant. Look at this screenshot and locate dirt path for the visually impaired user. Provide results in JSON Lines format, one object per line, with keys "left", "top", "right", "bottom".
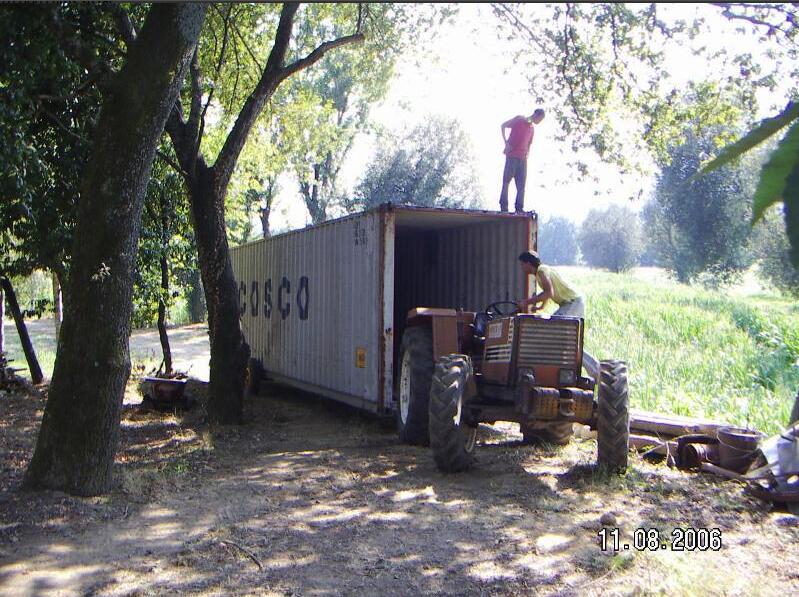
{"left": 2, "top": 318, "right": 210, "bottom": 381}
{"left": 1, "top": 380, "right": 797, "bottom": 596}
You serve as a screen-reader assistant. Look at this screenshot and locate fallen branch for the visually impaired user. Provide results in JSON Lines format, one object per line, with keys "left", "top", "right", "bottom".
{"left": 219, "top": 539, "right": 263, "bottom": 571}
{"left": 700, "top": 462, "right": 749, "bottom": 481}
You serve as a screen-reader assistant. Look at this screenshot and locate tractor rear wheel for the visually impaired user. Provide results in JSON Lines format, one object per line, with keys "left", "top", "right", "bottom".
{"left": 397, "top": 326, "right": 434, "bottom": 445}
{"left": 429, "top": 354, "right": 477, "bottom": 473}
{"left": 521, "top": 421, "right": 574, "bottom": 446}
{"left": 596, "top": 360, "right": 630, "bottom": 472}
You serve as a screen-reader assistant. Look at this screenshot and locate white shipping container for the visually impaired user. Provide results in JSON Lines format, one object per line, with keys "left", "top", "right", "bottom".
{"left": 231, "top": 204, "right": 536, "bottom": 414}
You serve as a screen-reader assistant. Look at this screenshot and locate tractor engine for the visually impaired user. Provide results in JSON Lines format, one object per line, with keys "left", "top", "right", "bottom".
{"left": 480, "top": 315, "right": 595, "bottom": 425}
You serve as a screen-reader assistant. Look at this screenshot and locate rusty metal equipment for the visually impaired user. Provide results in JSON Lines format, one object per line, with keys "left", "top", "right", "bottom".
{"left": 140, "top": 376, "right": 191, "bottom": 411}
{"left": 397, "top": 300, "right": 630, "bottom": 473}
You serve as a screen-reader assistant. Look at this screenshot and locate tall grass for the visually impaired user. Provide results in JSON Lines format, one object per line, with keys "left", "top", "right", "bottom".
{"left": 560, "top": 267, "right": 798, "bottom": 435}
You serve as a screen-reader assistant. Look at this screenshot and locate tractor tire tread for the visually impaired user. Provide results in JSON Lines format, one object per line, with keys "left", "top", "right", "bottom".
{"left": 597, "top": 359, "right": 630, "bottom": 472}
{"left": 429, "top": 354, "right": 476, "bottom": 473}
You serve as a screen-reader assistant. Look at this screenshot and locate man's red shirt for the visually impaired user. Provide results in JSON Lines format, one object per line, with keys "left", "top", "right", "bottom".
{"left": 504, "top": 116, "right": 534, "bottom": 159}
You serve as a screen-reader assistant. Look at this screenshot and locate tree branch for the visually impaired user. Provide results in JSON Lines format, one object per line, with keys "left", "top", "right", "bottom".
{"left": 279, "top": 33, "right": 365, "bottom": 81}
{"left": 109, "top": 3, "right": 137, "bottom": 48}
{"left": 213, "top": 3, "right": 364, "bottom": 191}
{"left": 156, "top": 150, "right": 187, "bottom": 178}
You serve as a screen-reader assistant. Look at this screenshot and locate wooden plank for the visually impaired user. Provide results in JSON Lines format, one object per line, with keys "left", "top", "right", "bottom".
{"left": 630, "top": 409, "right": 728, "bottom": 438}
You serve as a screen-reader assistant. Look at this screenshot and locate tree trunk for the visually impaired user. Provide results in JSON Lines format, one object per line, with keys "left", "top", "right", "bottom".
{"left": 260, "top": 206, "right": 271, "bottom": 238}
{"left": 191, "top": 164, "right": 250, "bottom": 423}
{"left": 0, "top": 286, "right": 5, "bottom": 355}
{"left": 0, "top": 278, "right": 43, "bottom": 384}
{"left": 188, "top": 268, "right": 206, "bottom": 323}
{"left": 157, "top": 190, "right": 173, "bottom": 375}
{"left": 157, "top": 257, "right": 173, "bottom": 375}
{"left": 165, "top": 3, "right": 363, "bottom": 425}
{"left": 24, "top": 3, "right": 205, "bottom": 496}
{"left": 52, "top": 271, "right": 63, "bottom": 340}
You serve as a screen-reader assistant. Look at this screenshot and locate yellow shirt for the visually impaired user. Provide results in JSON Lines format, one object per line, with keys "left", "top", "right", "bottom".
{"left": 536, "top": 264, "right": 580, "bottom": 305}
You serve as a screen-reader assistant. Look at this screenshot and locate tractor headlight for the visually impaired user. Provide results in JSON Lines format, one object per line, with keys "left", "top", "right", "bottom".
{"left": 558, "top": 369, "right": 576, "bottom": 386}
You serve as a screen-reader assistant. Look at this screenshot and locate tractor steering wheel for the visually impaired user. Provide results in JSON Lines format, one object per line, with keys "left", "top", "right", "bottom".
{"left": 485, "top": 301, "right": 520, "bottom": 318}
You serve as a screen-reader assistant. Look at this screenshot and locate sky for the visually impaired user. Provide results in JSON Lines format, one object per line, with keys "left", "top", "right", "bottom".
{"left": 267, "top": 3, "right": 792, "bottom": 233}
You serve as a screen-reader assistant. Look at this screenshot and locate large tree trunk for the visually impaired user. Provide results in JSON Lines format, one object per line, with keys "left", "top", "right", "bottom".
{"left": 191, "top": 164, "right": 249, "bottom": 423}
{"left": 0, "top": 278, "right": 44, "bottom": 384}
{"left": 24, "top": 3, "right": 205, "bottom": 496}
{"left": 52, "top": 271, "right": 63, "bottom": 340}
{"left": 188, "top": 268, "right": 206, "bottom": 323}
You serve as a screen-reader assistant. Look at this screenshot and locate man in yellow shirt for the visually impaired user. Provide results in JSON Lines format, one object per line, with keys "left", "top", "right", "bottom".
{"left": 516, "top": 250, "right": 598, "bottom": 378}
{"left": 516, "top": 251, "right": 584, "bottom": 317}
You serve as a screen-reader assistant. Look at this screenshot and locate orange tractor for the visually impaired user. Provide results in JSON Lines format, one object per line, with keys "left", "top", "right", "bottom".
{"left": 396, "top": 302, "right": 630, "bottom": 472}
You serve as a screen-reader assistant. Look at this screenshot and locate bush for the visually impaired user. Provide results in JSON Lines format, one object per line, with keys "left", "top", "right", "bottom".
{"left": 578, "top": 205, "right": 641, "bottom": 272}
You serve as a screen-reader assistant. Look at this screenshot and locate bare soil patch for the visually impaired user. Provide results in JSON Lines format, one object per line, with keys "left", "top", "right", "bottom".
{"left": 1, "top": 379, "right": 797, "bottom": 596}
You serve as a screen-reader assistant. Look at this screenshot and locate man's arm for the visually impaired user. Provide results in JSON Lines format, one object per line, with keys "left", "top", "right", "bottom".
{"left": 525, "top": 271, "right": 553, "bottom": 312}
{"left": 517, "top": 271, "right": 554, "bottom": 312}
{"left": 501, "top": 117, "right": 516, "bottom": 143}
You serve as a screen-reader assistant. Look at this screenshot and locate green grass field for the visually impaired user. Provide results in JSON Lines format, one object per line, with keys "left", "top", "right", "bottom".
{"left": 556, "top": 267, "right": 799, "bottom": 435}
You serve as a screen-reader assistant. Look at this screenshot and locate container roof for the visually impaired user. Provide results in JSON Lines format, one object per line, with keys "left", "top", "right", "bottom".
{"left": 231, "top": 203, "right": 537, "bottom": 249}
{"left": 391, "top": 204, "right": 536, "bottom": 230}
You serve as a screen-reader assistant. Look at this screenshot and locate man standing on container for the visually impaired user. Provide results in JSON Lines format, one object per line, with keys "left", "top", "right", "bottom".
{"left": 516, "top": 250, "right": 599, "bottom": 378}
{"left": 499, "top": 108, "right": 545, "bottom": 213}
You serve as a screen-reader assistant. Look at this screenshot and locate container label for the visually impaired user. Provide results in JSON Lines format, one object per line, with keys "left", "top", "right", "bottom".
{"left": 237, "top": 275, "right": 310, "bottom": 321}
{"left": 487, "top": 322, "right": 503, "bottom": 339}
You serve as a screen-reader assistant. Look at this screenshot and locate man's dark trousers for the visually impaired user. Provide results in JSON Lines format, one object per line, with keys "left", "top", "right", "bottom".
{"left": 499, "top": 156, "right": 527, "bottom": 212}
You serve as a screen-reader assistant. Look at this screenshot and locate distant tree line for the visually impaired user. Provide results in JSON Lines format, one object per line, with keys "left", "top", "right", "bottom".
{"left": 538, "top": 123, "right": 799, "bottom": 295}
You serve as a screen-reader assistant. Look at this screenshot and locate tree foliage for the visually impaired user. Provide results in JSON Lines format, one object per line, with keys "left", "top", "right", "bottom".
{"left": 538, "top": 216, "right": 579, "bottom": 265}
{"left": 753, "top": 204, "right": 799, "bottom": 297}
{"left": 700, "top": 101, "right": 799, "bottom": 266}
{"left": 133, "top": 153, "right": 197, "bottom": 328}
{"left": 350, "top": 116, "right": 484, "bottom": 210}
{"left": 491, "top": 3, "right": 796, "bottom": 185}
{"left": 0, "top": 4, "right": 125, "bottom": 283}
{"left": 579, "top": 204, "right": 641, "bottom": 273}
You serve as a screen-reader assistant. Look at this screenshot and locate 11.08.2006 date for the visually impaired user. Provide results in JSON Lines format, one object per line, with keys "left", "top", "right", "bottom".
{"left": 598, "top": 527, "right": 723, "bottom": 552}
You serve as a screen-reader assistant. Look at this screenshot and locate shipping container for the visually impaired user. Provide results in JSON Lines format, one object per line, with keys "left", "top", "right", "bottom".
{"left": 230, "top": 204, "right": 537, "bottom": 415}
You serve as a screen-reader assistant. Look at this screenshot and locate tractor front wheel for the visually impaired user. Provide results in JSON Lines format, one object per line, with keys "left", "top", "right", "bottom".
{"left": 596, "top": 360, "right": 630, "bottom": 472}
{"left": 429, "top": 354, "right": 477, "bottom": 473}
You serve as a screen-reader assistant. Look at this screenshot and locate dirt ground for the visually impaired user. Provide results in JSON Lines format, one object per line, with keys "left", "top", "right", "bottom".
{"left": 1, "top": 376, "right": 798, "bottom": 597}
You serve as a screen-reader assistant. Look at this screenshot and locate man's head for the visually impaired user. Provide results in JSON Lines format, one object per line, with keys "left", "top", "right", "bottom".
{"left": 518, "top": 250, "right": 541, "bottom": 275}
{"left": 530, "top": 108, "right": 545, "bottom": 124}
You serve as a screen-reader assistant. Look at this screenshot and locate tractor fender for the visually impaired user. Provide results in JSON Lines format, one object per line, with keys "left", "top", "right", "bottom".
{"left": 406, "top": 308, "right": 461, "bottom": 361}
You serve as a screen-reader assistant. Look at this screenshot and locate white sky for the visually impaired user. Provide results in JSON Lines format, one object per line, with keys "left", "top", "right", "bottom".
{"left": 266, "top": 3, "right": 792, "bottom": 233}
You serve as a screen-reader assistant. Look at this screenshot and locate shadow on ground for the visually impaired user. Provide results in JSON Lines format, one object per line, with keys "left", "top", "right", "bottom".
{"left": 0, "top": 380, "right": 796, "bottom": 596}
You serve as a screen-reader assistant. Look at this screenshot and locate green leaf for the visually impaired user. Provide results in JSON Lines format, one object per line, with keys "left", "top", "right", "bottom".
{"left": 697, "top": 101, "right": 799, "bottom": 177}
{"left": 752, "top": 121, "right": 799, "bottom": 223}
{"left": 784, "top": 161, "right": 799, "bottom": 268}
